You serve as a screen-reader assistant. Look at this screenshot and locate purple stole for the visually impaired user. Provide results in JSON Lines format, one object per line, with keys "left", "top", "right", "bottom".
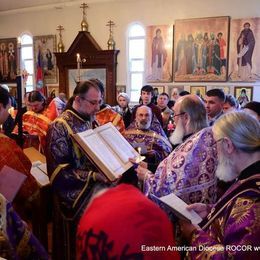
{"left": 200, "top": 173, "right": 260, "bottom": 229}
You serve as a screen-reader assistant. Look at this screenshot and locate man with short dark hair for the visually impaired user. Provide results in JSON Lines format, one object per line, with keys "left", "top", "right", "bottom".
{"left": 205, "top": 88, "right": 225, "bottom": 126}
{"left": 157, "top": 92, "right": 173, "bottom": 132}
{"left": 13, "top": 90, "right": 57, "bottom": 153}
{"left": 46, "top": 80, "right": 108, "bottom": 259}
{"left": 90, "top": 78, "right": 125, "bottom": 133}
{"left": 131, "top": 85, "right": 163, "bottom": 126}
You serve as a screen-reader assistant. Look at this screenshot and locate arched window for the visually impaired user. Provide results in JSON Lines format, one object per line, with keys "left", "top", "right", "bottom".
{"left": 20, "top": 34, "right": 34, "bottom": 92}
{"left": 127, "top": 23, "right": 145, "bottom": 102}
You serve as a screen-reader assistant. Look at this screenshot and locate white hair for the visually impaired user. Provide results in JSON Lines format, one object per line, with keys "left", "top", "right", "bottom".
{"left": 212, "top": 111, "right": 260, "bottom": 153}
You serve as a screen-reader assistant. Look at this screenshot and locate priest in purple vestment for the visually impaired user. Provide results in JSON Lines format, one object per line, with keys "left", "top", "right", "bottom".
{"left": 0, "top": 193, "right": 48, "bottom": 259}
{"left": 138, "top": 127, "right": 218, "bottom": 205}
{"left": 124, "top": 105, "right": 172, "bottom": 172}
{"left": 134, "top": 95, "right": 216, "bottom": 205}
{"left": 180, "top": 111, "right": 260, "bottom": 259}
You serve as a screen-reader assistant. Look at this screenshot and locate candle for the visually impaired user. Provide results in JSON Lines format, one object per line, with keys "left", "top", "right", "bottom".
{"left": 168, "top": 120, "right": 174, "bottom": 131}
{"left": 76, "top": 53, "right": 81, "bottom": 63}
{"left": 137, "top": 147, "right": 141, "bottom": 155}
{"left": 76, "top": 53, "right": 81, "bottom": 82}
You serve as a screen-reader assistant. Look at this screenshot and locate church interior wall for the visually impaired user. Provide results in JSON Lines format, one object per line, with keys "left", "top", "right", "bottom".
{"left": 0, "top": 0, "right": 260, "bottom": 101}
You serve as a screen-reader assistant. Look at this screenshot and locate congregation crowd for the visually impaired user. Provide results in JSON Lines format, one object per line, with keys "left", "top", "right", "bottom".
{"left": 0, "top": 81, "right": 259, "bottom": 259}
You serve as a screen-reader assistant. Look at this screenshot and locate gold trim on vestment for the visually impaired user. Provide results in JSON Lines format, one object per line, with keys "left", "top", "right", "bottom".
{"left": 16, "top": 228, "right": 30, "bottom": 257}
{"left": 24, "top": 111, "right": 52, "bottom": 124}
{"left": 23, "top": 122, "right": 47, "bottom": 136}
{"left": 50, "top": 163, "right": 70, "bottom": 184}
{"left": 112, "top": 113, "right": 121, "bottom": 126}
{"left": 124, "top": 129, "right": 172, "bottom": 148}
{"left": 65, "top": 109, "right": 87, "bottom": 123}
{"left": 72, "top": 171, "right": 94, "bottom": 209}
{"left": 203, "top": 187, "right": 260, "bottom": 230}
{"left": 54, "top": 117, "right": 82, "bottom": 159}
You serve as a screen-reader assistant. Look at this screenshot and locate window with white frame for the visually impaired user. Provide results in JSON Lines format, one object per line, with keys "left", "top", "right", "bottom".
{"left": 20, "top": 34, "right": 34, "bottom": 92}
{"left": 127, "top": 24, "right": 145, "bottom": 102}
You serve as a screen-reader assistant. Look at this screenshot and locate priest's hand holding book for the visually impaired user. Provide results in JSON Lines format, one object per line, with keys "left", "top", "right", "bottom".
{"left": 129, "top": 158, "right": 151, "bottom": 181}
{"left": 179, "top": 203, "right": 211, "bottom": 242}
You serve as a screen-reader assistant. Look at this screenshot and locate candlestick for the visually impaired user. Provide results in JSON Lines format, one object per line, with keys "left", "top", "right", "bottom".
{"left": 76, "top": 53, "right": 81, "bottom": 82}
{"left": 17, "top": 37, "right": 21, "bottom": 76}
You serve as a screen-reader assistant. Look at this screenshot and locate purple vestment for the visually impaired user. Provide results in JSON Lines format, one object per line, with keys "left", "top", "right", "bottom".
{"left": 144, "top": 127, "right": 218, "bottom": 204}
{"left": 190, "top": 172, "right": 260, "bottom": 259}
{"left": 0, "top": 194, "right": 48, "bottom": 259}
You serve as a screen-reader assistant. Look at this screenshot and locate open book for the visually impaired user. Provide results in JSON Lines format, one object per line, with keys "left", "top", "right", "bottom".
{"left": 71, "top": 122, "right": 143, "bottom": 182}
{"left": 150, "top": 193, "right": 203, "bottom": 225}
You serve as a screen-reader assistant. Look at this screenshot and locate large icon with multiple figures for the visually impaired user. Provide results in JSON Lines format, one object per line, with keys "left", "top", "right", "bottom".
{"left": 174, "top": 16, "right": 230, "bottom": 82}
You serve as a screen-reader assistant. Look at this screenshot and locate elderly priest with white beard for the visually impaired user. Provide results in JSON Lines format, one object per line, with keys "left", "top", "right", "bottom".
{"left": 180, "top": 111, "right": 260, "bottom": 259}
{"left": 134, "top": 95, "right": 217, "bottom": 205}
{"left": 124, "top": 105, "right": 172, "bottom": 172}
{"left": 169, "top": 94, "right": 208, "bottom": 149}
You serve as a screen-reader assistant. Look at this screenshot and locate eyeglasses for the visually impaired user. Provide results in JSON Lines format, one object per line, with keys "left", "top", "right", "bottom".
{"left": 80, "top": 96, "right": 102, "bottom": 106}
{"left": 173, "top": 112, "right": 186, "bottom": 118}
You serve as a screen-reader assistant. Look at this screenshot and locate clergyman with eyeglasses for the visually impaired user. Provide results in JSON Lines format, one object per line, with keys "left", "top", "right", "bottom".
{"left": 46, "top": 80, "right": 108, "bottom": 259}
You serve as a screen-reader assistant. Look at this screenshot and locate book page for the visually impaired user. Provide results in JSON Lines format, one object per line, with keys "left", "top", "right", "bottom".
{"left": 96, "top": 123, "right": 139, "bottom": 163}
{"left": 83, "top": 133, "right": 124, "bottom": 174}
{"left": 151, "top": 193, "right": 202, "bottom": 225}
{"left": 76, "top": 129, "right": 125, "bottom": 177}
{"left": 31, "top": 161, "right": 50, "bottom": 186}
{"left": 73, "top": 123, "right": 143, "bottom": 181}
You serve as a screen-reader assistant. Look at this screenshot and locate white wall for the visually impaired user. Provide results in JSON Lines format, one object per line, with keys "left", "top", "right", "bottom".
{"left": 1, "top": 0, "right": 260, "bottom": 100}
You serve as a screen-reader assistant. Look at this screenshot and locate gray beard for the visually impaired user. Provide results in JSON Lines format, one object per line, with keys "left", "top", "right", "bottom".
{"left": 169, "top": 121, "right": 185, "bottom": 145}
{"left": 137, "top": 121, "right": 150, "bottom": 130}
{"left": 216, "top": 151, "right": 238, "bottom": 182}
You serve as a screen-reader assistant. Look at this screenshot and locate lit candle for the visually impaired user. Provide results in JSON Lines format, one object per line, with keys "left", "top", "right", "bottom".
{"left": 76, "top": 53, "right": 81, "bottom": 82}
{"left": 137, "top": 147, "right": 141, "bottom": 155}
{"left": 168, "top": 120, "right": 174, "bottom": 131}
{"left": 76, "top": 53, "right": 81, "bottom": 63}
